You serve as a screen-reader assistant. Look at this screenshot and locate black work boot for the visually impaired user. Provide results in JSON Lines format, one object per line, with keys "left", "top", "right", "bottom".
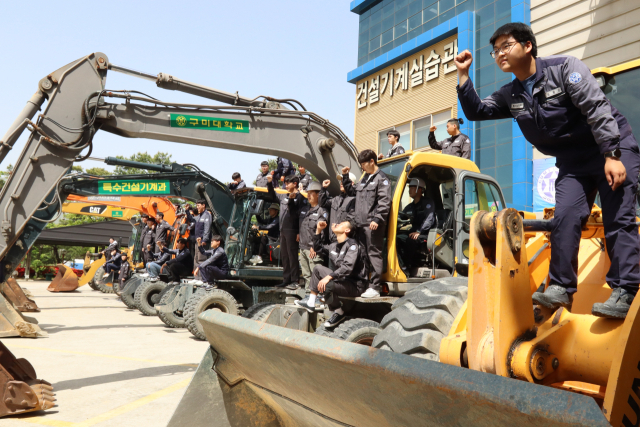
{"left": 532, "top": 284, "right": 573, "bottom": 310}
{"left": 592, "top": 288, "right": 635, "bottom": 319}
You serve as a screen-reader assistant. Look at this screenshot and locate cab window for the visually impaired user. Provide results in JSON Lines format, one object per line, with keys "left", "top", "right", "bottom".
{"left": 463, "top": 179, "right": 503, "bottom": 223}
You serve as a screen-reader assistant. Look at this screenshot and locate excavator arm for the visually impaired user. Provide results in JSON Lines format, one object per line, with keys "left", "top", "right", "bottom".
{"left": 63, "top": 195, "right": 177, "bottom": 223}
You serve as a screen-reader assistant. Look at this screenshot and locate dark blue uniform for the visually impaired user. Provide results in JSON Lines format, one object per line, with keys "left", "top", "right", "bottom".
{"left": 458, "top": 55, "right": 640, "bottom": 294}
{"left": 273, "top": 157, "right": 295, "bottom": 189}
{"left": 198, "top": 246, "right": 229, "bottom": 283}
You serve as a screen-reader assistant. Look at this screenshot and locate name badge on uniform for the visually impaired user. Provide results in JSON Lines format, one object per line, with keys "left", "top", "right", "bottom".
{"left": 511, "top": 103, "right": 524, "bottom": 110}
{"left": 330, "top": 250, "right": 338, "bottom": 255}
{"left": 282, "top": 199, "right": 288, "bottom": 204}
{"left": 545, "top": 88, "right": 562, "bottom": 98}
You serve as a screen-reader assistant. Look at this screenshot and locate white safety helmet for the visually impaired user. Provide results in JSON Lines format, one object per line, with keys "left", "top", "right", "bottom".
{"left": 408, "top": 178, "right": 426, "bottom": 189}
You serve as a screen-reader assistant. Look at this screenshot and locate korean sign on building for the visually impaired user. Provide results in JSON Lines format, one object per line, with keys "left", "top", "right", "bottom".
{"left": 356, "top": 39, "right": 458, "bottom": 109}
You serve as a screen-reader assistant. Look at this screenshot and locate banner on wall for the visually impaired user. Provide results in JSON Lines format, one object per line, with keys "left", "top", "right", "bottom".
{"left": 533, "top": 158, "right": 558, "bottom": 212}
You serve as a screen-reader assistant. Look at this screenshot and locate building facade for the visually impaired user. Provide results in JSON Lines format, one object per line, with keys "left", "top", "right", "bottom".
{"left": 349, "top": 0, "right": 640, "bottom": 211}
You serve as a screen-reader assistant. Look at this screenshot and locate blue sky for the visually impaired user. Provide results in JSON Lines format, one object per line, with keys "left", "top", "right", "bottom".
{"left": 0, "top": 1, "right": 358, "bottom": 184}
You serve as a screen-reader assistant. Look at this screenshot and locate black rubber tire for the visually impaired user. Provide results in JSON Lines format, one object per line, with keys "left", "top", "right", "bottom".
{"left": 134, "top": 281, "right": 167, "bottom": 316}
{"left": 157, "top": 285, "right": 186, "bottom": 328}
{"left": 241, "top": 302, "right": 276, "bottom": 321}
{"left": 88, "top": 279, "right": 100, "bottom": 291}
{"left": 184, "top": 289, "right": 239, "bottom": 341}
{"left": 121, "top": 287, "right": 137, "bottom": 309}
{"left": 313, "top": 324, "right": 336, "bottom": 338}
{"left": 332, "top": 319, "right": 381, "bottom": 346}
{"left": 97, "top": 277, "right": 115, "bottom": 294}
{"left": 372, "top": 277, "right": 468, "bottom": 360}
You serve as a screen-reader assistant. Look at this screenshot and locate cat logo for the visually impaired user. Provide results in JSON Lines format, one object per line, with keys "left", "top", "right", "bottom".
{"left": 80, "top": 205, "right": 107, "bottom": 215}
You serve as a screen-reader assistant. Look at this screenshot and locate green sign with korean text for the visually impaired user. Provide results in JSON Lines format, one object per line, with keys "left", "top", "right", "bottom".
{"left": 170, "top": 114, "right": 249, "bottom": 133}
{"left": 111, "top": 210, "right": 124, "bottom": 218}
{"left": 98, "top": 180, "right": 171, "bottom": 195}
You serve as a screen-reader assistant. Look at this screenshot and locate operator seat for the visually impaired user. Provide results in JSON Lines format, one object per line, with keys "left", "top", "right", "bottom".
{"left": 427, "top": 209, "right": 454, "bottom": 269}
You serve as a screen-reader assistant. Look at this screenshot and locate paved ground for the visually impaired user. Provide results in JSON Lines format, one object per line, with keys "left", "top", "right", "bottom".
{"left": 4, "top": 280, "right": 209, "bottom": 427}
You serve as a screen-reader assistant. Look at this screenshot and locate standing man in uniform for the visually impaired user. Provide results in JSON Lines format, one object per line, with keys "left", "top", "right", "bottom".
{"left": 397, "top": 178, "right": 436, "bottom": 272}
{"left": 139, "top": 214, "right": 150, "bottom": 266}
{"left": 141, "top": 217, "right": 157, "bottom": 267}
{"left": 296, "top": 165, "right": 313, "bottom": 191}
{"left": 378, "top": 129, "right": 405, "bottom": 160}
{"left": 267, "top": 174, "right": 304, "bottom": 288}
{"left": 343, "top": 149, "right": 392, "bottom": 298}
{"left": 295, "top": 219, "right": 368, "bottom": 328}
{"left": 185, "top": 199, "right": 212, "bottom": 279}
{"left": 295, "top": 181, "right": 329, "bottom": 291}
{"left": 228, "top": 172, "right": 246, "bottom": 190}
{"left": 456, "top": 22, "right": 640, "bottom": 318}
{"left": 428, "top": 118, "right": 471, "bottom": 159}
{"left": 273, "top": 157, "right": 295, "bottom": 189}
{"left": 256, "top": 161, "right": 271, "bottom": 187}
{"left": 319, "top": 173, "right": 356, "bottom": 243}
{"left": 155, "top": 212, "right": 175, "bottom": 247}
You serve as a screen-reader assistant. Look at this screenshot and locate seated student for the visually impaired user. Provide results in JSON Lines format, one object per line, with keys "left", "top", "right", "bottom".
{"left": 249, "top": 203, "right": 280, "bottom": 264}
{"left": 157, "top": 238, "right": 193, "bottom": 284}
{"left": 192, "top": 235, "right": 229, "bottom": 286}
{"left": 143, "top": 244, "right": 171, "bottom": 281}
{"left": 295, "top": 219, "right": 368, "bottom": 328}
{"left": 116, "top": 252, "right": 130, "bottom": 293}
{"left": 103, "top": 249, "right": 122, "bottom": 277}
{"left": 396, "top": 178, "right": 436, "bottom": 272}
{"left": 228, "top": 172, "right": 246, "bottom": 190}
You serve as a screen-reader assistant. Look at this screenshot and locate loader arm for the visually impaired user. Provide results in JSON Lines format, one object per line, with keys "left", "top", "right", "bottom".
{"left": 64, "top": 194, "right": 177, "bottom": 223}
{"left": 62, "top": 202, "right": 141, "bottom": 221}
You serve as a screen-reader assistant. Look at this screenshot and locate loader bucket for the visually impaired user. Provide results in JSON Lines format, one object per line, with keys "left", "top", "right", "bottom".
{"left": 1, "top": 278, "right": 39, "bottom": 312}
{"left": 169, "top": 311, "right": 611, "bottom": 427}
{"left": 0, "top": 291, "right": 46, "bottom": 338}
{"left": 47, "top": 264, "right": 79, "bottom": 292}
{"left": 0, "top": 341, "right": 55, "bottom": 417}
{"left": 78, "top": 256, "right": 105, "bottom": 287}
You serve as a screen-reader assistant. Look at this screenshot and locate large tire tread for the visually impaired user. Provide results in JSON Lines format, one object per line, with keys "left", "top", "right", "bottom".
{"left": 332, "top": 318, "right": 381, "bottom": 346}
{"left": 134, "top": 281, "right": 166, "bottom": 316}
{"left": 372, "top": 277, "right": 468, "bottom": 360}
{"left": 184, "top": 289, "right": 238, "bottom": 341}
{"left": 157, "top": 285, "right": 186, "bottom": 328}
{"left": 241, "top": 302, "right": 276, "bottom": 321}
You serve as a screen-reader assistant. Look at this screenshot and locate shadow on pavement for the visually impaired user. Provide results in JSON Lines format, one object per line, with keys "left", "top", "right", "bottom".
{"left": 38, "top": 324, "right": 168, "bottom": 334}
{"left": 54, "top": 364, "right": 196, "bottom": 391}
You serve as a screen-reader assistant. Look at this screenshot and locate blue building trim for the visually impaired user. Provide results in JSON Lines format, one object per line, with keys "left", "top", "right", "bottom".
{"left": 347, "top": 12, "right": 471, "bottom": 84}
{"left": 350, "top": 0, "right": 378, "bottom": 14}
{"left": 510, "top": 0, "right": 532, "bottom": 211}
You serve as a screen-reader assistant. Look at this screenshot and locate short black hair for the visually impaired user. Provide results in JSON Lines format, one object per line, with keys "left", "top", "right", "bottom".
{"left": 147, "top": 217, "right": 156, "bottom": 224}
{"left": 196, "top": 199, "right": 206, "bottom": 206}
{"left": 211, "top": 235, "right": 222, "bottom": 242}
{"left": 387, "top": 129, "right": 400, "bottom": 141}
{"left": 232, "top": 172, "right": 241, "bottom": 180}
{"left": 141, "top": 214, "right": 149, "bottom": 219}
{"left": 157, "top": 212, "right": 164, "bottom": 218}
{"left": 261, "top": 161, "right": 269, "bottom": 166}
{"left": 490, "top": 22, "right": 537, "bottom": 58}
{"left": 121, "top": 253, "right": 128, "bottom": 257}
{"left": 358, "top": 149, "right": 378, "bottom": 165}
{"left": 285, "top": 175, "right": 300, "bottom": 185}
{"left": 177, "top": 238, "right": 188, "bottom": 245}
{"left": 345, "top": 219, "right": 357, "bottom": 238}
{"left": 447, "top": 118, "right": 464, "bottom": 129}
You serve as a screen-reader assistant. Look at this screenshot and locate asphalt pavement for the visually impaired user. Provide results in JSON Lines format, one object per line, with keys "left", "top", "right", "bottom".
{"left": 3, "top": 279, "right": 209, "bottom": 427}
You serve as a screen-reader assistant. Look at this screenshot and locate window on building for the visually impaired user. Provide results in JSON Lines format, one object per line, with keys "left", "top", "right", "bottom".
{"left": 432, "top": 110, "right": 451, "bottom": 143}
{"left": 413, "top": 109, "right": 452, "bottom": 150}
{"left": 378, "top": 122, "right": 410, "bottom": 156}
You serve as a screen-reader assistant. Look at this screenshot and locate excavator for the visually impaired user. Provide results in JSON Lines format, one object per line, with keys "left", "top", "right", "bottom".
{"left": 164, "top": 62, "right": 640, "bottom": 426}
{"left": 48, "top": 194, "right": 178, "bottom": 292}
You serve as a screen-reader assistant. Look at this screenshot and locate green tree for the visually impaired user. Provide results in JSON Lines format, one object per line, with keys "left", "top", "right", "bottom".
{"left": 85, "top": 167, "right": 111, "bottom": 176}
{"left": 0, "top": 164, "right": 14, "bottom": 191}
{"left": 113, "top": 152, "right": 173, "bottom": 175}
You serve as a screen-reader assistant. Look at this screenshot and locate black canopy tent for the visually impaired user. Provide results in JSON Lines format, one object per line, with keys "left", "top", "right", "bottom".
{"left": 35, "top": 220, "right": 134, "bottom": 248}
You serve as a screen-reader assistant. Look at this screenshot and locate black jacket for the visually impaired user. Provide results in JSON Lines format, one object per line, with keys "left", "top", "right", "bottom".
{"left": 155, "top": 220, "right": 175, "bottom": 246}
{"left": 428, "top": 132, "right": 471, "bottom": 159}
{"left": 313, "top": 234, "right": 367, "bottom": 283}
{"left": 256, "top": 172, "right": 270, "bottom": 188}
{"left": 256, "top": 214, "right": 280, "bottom": 239}
{"left": 267, "top": 182, "right": 304, "bottom": 232}
{"left": 186, "top": 209, "right": 212, "bottom": 243}
{"left": 298, "top": 203, "right": 328, "bottom": 250}
{"left": 402, "top": 197, "right": 436, "bottom": 234}
{"left": 319, "top": 189, "right": 355, "bottom": 242}
{"left": 343, "top": 169, "right": 392, "bottom": 227}
{"left": 198, "top": 246, "right": 229, "bottom": 272}
{"left": 162, "top": 247, "right": 193, "bottom": 270}
{"left": 118, "top": 261, "right": 130, "bottom": 283}
{"left": 228, "top": 180, "right": 246, "bottom": 190}
{"left": 141, "top": 225, "right": 156, "bottom": 253}
{"left": 151, "top": 250, "right": 171, "bottom": 265}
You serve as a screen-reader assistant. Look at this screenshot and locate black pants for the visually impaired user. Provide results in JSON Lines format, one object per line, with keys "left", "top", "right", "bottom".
{"left": 105, "top": 263, "right": 119, "bottom": 275}
{"left": 200, "top": 265, "right": 228, "bottom": 283}
{"left": 551, "top": 134, "right": 640, "bottom": 294}
{"left": 258, "top": 235, "right": 269, "bottom": 257}
{"left": 166, "top": 263, "right": 191, "bottom": 282}
{"left": 357, "top": 226, "right": 385, "bottom": 291}
{"left": 309, "top": 265, "right": 363, "bottom": 310}
{"left": 280, "top": 230, "right": 300, "bottom": 284}
{"left": 397, "top": 233, "right": 427, "bottom": 270}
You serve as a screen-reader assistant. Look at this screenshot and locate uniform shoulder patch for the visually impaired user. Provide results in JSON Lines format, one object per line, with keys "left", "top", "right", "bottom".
{"left": 350, "top": 244, "right": 357, "bottom": 251}
{"left": 427, "top": 204, "right": 431, "bottom": 209}
{"left": 383, "top": 180, "right": 389, "bottom": 185}
{"left": 569, "top": 72, "right": 582, "bottom": 84}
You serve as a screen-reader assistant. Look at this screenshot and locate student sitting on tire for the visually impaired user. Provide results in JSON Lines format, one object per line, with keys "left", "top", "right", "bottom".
{"left": 143, "top": 244, "right": 171, "bottom": 281}
{"left": 192, "top": 235, "right": 229, "bottom": 287}
{"left": 157, "top": 238, "right": 193, "bottom": 285}
{"left": 103, "top": 249, "right": 122, "bottom": 277}
{"left": 116, "top": 252, "right": 130, "bottom": 293}
{"left": 295, "top": 219, "right": 368, "bottom": 328}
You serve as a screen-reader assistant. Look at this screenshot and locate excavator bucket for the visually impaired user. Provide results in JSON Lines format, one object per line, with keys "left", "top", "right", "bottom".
{"left": 0, "top": 291, "right": 46, "bottom": 338}
{"left": 78, "top": 256, "right": 105, "bottom": 287}
{"left": 1, "top": 278, "right": 39, "bottom": 312}
{"left": 0, "top": 341, "right": 55, "bottom": 417}
{"left": 47, "top": 264, "right": 79, "bottom": 292}
{"left": 169, "top": 311, "right": 611, "bottom": 427}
